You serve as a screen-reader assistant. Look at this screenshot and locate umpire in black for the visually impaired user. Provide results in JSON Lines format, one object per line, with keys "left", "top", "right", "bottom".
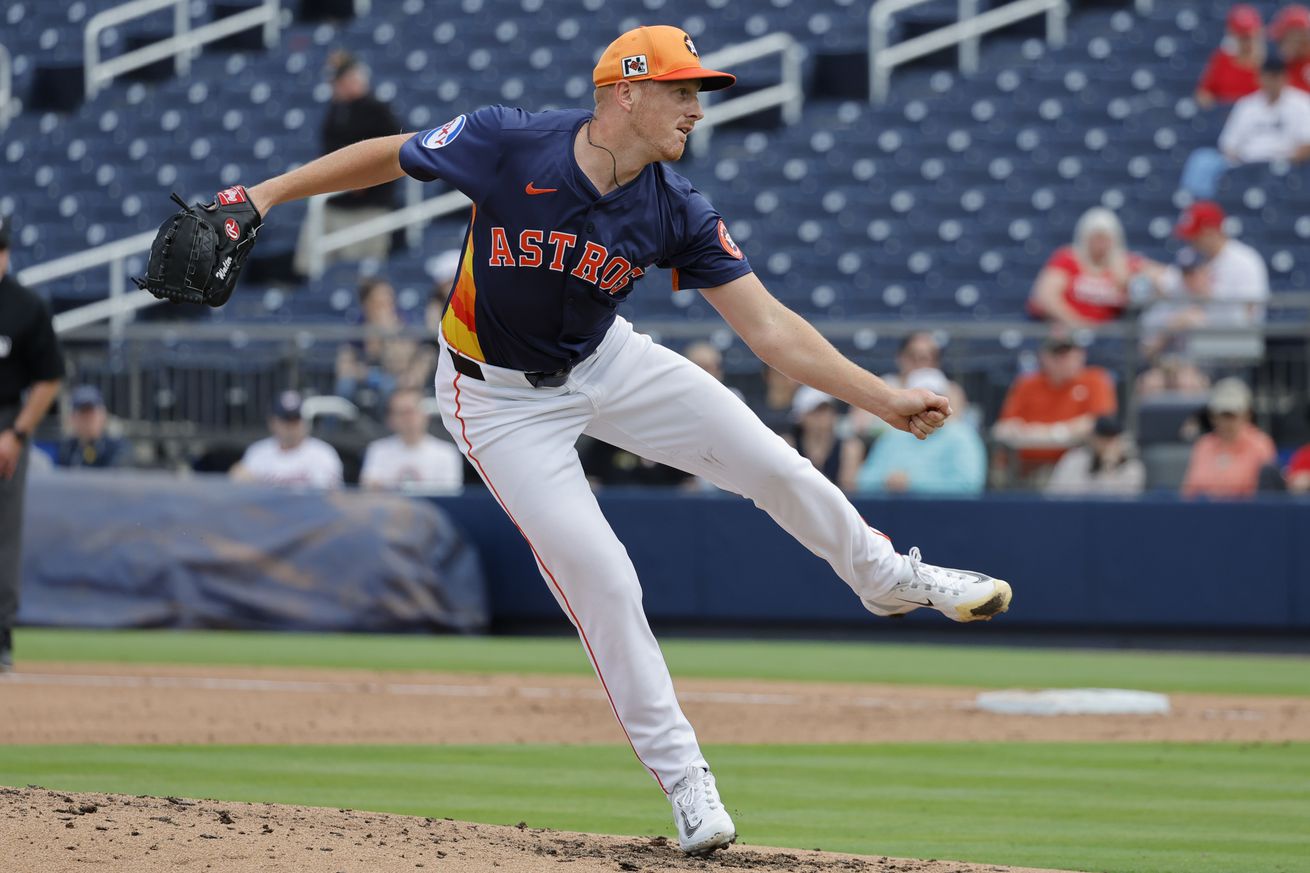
{"left": 0, "top": 218, "right": 64, "bottom": 671}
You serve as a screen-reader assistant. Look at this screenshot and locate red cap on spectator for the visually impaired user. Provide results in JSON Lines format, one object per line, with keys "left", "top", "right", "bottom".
{"left": 1271, "top": 4, "right": 1310, "bottom": 39}
{"left": 1175, "top": 201, "right": 1226, "bottom": 239}
{"left": 1227, "top": 4, "right": 1263, "bottom": 35}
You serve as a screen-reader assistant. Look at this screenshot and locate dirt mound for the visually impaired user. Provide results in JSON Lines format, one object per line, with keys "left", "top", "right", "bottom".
{"left": 1, "top": 786, "right": 1077, "bottom": 873}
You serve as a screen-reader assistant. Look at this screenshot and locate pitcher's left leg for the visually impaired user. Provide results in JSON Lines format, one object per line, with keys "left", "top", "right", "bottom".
{"left": 584, "top": 334, "right": 1010, "bottom": 620}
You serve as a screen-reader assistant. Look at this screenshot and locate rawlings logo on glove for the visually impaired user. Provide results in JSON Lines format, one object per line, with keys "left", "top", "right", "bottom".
{"left": 133, "top": 186, "right": 262, "bottom": 307}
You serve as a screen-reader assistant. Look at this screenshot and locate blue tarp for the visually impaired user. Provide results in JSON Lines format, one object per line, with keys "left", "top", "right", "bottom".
{"left": 19, "top": 471, "right": 487, "bottom": 632}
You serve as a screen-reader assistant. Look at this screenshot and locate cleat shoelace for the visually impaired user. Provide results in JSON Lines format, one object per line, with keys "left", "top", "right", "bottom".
{"left": 672, "top": 767, "right": 721, "bottom": 831}
{"left": 903, "top": 547, "right": 975, "bottom": 596}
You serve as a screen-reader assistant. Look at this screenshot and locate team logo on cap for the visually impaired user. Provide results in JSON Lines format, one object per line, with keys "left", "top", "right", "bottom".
{"left": 717, "top": 220, "right": 743, "bottom": 260}
{"left": 422, "top": 114, "right": 467, "bottom": 149}
{"left": 622, "top": 55, "right": 649, "bottom": 77}
{"left": 684, "top": 34, "right": 699, "bottom": 57}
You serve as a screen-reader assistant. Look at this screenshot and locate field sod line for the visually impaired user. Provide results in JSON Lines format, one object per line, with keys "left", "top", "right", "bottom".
{"left": 0, "top": 671, "right": 956, "bottom": 710}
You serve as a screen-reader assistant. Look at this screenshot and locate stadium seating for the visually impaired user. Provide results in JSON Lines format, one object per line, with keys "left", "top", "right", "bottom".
{"left": 1, "top": 0, "right": 1303, "bottom": 391}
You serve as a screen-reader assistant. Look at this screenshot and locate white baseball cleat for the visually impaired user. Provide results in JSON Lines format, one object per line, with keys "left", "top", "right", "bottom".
{"left": 863, "top": 546, "right": 1012, "bottom": 622}
{"left": 670, "top": 765, "right": 736, "bottom": 856}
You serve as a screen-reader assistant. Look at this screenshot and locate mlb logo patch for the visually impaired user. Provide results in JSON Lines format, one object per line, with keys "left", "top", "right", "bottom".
{"left": 422, "top": 114, "right": 468, "bottom": 150}
{"left": 622, "top": 55, "right": 649, "bottom": 78}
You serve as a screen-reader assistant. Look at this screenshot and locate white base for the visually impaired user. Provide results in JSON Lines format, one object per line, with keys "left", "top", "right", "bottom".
{"left": 975, "top": 688, "right": 1171, "bottom": 716}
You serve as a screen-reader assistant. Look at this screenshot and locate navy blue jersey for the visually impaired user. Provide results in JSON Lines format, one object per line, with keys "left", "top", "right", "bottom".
{"left": 398, "top": 106, "right": 753, "bottom": 371}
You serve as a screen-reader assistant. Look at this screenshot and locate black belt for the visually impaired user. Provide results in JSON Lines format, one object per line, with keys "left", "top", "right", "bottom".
{"left": 448, "top": 349, "right": 571, "bottom": 389}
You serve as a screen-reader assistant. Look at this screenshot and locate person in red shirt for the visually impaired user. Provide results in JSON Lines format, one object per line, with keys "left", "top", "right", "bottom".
{"left": 1196, "top": 5, "right": 1265, "bottom": 108}
{"left": 1027, "top": 207, "right": 1160, "bottom": 326}
{"left": 1272, "top": 4, "right": 1310, "bottom": 92}
{"left": 1181, "top": 378, "right": 1277, "bottom": 498}
{"left": 1286, "top": 443, "right": 1310, "bottom": 493}
{"left": 992, "top": 334, "right": 1118, "bottom": 482}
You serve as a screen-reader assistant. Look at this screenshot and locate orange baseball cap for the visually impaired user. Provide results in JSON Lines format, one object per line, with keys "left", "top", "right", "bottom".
{"left": 593, "top": 26, "right": 736, "bottom": 92}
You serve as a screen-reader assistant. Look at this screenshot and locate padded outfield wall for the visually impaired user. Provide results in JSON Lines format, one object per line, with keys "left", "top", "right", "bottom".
{"left": 432, "top": 492, "right": 1310, "bottom": 632}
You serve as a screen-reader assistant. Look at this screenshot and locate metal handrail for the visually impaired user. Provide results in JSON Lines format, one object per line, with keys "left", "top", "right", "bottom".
{"left": 689, "top": 32, "right": 806, "bottom": 158}
{"left": 869, "top": 0, "right": 1068, "bottom": 103}
{"left": 85, "top": 0, "right": 281, "bottom": 100}
{"left": 302, "top": 188, "right": 473, "bottom": 279}
{"left": 0, "top": 43, "right": 13, "bottom": 131}
{"left": 17, "top": 230, "right": 158, "bottom": 337}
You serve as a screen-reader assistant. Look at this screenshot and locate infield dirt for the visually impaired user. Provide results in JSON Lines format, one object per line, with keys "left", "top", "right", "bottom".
{"left": 2, "top": 662, "right": 1306, "bottom": 745}
{"left": 1, "top": 786, "right": 1084, "bottom": 873}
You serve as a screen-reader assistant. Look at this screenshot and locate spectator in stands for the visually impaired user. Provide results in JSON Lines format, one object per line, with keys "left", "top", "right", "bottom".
{"left": 1285, "top": 441, "right": 1310, "bottom": 493}
{"left": 848, "top": 332, "right": 969, "bottom": 441}
{"left": 1180, "top": 56, "right": 1310, "bottom": 198}
{"left": 1195, "top": 5, "right": 1266, "bottom": 109}
{"left": 853, "top": 368, "right": 985, "bottom": 497}
{"left": 751, "top": 364, "right": 799, "bottom": 437}
{"left": 230, "top": 391, "right": 343, "bottom": 489}
{"left": 360, "top": 389, "right": 463, "bottom": 492}
{"left": 1045, "top": 416, "right": 1145, "bottom": 497}
{"left": 293, "top": 52, "right": 401, "bottom": 274}
{"left": 578, "top": 437, "right": 693, "bottom": 489}
{"left": 1027, "top": 207, "right": 1158, "bottom": 327}
{"left": 1137, "top": 248, "right": 1213, "bottom": 397}
{"left": 1141, "top": 202, "right": 1269, "bottom": 374}
{"left": 336, "top": 277, "right": 437, "bottom": 414}
{"left": 425, "top": 250, "right": 461, "bottom": 335}
{"left": 992, "top": 334, "right": 1118, "bottom": 484}
{"left": 1181, "top": 378, "right": 1276, "bottom": 499}
{"left": 1272, "top": 4, "right": 1310, "bottom": 91}
{"left": 683, "top": 341, "right": 745, "bottom": 403}
{"left": 791, "top": 387, "right": 862, "bottom": 488}
{"left": 54, "top": 386, "right": 129, "bottom": 469}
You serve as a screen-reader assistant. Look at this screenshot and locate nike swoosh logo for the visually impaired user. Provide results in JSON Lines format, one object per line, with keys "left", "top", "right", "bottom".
{"left": 525, "top": 182, "right": 557, "bottom": 195}
{"left": 902, "top": 598, "right": 934, "bottom": 607}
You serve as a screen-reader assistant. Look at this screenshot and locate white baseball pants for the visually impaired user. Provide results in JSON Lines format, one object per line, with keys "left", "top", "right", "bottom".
{"left": 435, "top": 317, "right": 908, "bottom": 793}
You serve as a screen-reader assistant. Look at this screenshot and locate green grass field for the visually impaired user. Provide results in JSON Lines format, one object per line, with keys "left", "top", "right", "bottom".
{"left": 4, "top": 628, "right": 1309, "bottom": 873}
{"left": 16, "top": 627, "right": 1310, "bottom": 695}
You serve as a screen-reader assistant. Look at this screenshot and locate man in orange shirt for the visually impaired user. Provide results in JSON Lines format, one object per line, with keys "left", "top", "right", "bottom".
{"left": 992, "top": 335, "right": 1117, "bottom": 482}
{"left": 1181, "top": 378, "right": 1276, "bottom": 499}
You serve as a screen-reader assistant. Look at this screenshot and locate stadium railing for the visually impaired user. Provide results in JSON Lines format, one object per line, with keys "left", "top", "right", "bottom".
{"left": 53, "top": 305, "right": 1310, "bottom": 454}
{"left": 84, "top": 0, "right": 282, "bottom": 100}
{"left": 19, "top": 231, "right": 160, "bottom": 338}
{"left": 0, "top": 42, "right": 13, "bottom": 132}
{"left": 868, "top": 0, "right": 1069, "bottom": 104}
{"left": 687, "top": 33, "right": 805, "bottom": 158}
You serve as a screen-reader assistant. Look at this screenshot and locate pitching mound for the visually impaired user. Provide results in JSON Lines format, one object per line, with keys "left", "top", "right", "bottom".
{"left": 2, "top": 786, "right": 1079, "bottom": 873}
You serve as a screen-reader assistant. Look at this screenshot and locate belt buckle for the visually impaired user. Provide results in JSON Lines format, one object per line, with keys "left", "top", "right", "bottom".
{"left": 525, "top": 370, "right": 569, "bottom": 389}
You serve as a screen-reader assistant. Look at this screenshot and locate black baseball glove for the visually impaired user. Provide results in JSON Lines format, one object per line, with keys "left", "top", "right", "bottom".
{"left": 133, "top": 186, "right": 262, "bottom": 307}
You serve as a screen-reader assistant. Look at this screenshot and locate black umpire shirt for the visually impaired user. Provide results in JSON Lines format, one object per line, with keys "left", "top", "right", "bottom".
{"left": 0, "top": 273, "right": 65, "bottom": 430}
